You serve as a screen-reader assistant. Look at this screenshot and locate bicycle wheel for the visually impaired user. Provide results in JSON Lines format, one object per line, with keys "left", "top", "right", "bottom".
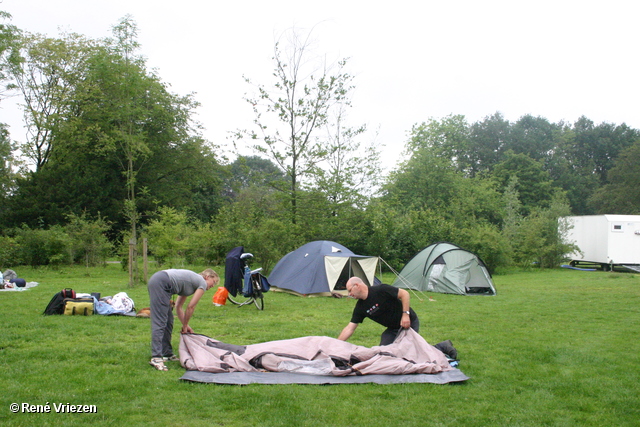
{"left": 227, "top": 292, "right": 255, "bottom": 307}
{"left": 250, "top": 274, "right": 264, "bottom": 310}
{"left": 253, "top": 290, "right": 264, "bottom": 310}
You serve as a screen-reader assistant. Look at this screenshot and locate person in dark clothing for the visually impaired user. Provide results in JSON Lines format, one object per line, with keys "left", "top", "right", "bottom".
{"left": 337, "top": 277, "right": 419, "bottom": 346}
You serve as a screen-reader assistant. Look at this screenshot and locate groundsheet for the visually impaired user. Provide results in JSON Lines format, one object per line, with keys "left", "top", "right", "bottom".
{"left": 178, "top": 328, "right": 469, "bottom": 385}
{"left": 180, "top": 368, "right": 469, "bottom": 385}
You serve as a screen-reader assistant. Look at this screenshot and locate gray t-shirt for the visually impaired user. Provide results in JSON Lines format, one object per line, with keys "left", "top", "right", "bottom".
{"left": 165, "top": 269, "right": 207, "bottom": 296}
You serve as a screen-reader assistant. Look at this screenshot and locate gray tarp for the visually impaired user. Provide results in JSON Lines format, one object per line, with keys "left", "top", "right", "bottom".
{"left": 180, "top": 369, "right": 469, "bottom": 385}
{"left": 179, "top": 328, "right": 469, "bottom": 385}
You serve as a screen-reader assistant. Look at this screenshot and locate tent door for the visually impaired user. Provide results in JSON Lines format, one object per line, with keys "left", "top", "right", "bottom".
{"left": 326, "top": 257, "right": 378, "bottom": 291}
{"left": 334, "top": 258, "right": 367, "bottom": 290}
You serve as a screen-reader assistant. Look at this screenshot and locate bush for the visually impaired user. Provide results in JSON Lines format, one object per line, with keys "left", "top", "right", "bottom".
{"left": 460, "top": 223, "right": 511, "bottom": 274}
{"left": 143, "top": 207, "right": 193, "bottom": 267}
{"left": 0, "top": 235, "right": 22, "bottom": 267}
{"left": 14, "top": 225, "right": 71, "bottom": 266}
{"left": 65, "top": 213, "right": 113, "bottom": 266}
{"left": 510, "top": 192, "right": 576, "bottom": 268}
{"left": 3, "top": 215, "right": 114, "bottom": 267}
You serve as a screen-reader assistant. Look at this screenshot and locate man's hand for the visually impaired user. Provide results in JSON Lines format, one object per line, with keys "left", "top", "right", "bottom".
{"left": 400, "top": 313, "right": 411, "bottom": 329}
{"left": 181, "top": 325, "right": 194, "bottom": 334}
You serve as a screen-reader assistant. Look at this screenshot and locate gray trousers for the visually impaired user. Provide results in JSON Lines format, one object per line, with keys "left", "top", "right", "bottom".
{"left": 148, "top": 271, "right": 175, "bottom": 358}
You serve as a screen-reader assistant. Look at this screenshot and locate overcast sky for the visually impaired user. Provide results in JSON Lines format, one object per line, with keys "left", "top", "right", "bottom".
{"left": 2, "top": 0, "right": 639, "bottom": 170}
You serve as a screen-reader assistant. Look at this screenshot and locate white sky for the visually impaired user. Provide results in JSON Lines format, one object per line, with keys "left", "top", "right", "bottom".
{"left": 1, "top": 0, "right": 639, "bottom": 171}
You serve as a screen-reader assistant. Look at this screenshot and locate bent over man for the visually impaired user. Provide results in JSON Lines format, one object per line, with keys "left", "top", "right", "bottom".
{"left": 338, "top": 276, "right": 419, "bottom": 346}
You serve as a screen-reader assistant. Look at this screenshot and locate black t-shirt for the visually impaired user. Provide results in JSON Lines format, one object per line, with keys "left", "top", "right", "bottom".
{"left": 350, "top": 284, "right": 407, "bottom": 329}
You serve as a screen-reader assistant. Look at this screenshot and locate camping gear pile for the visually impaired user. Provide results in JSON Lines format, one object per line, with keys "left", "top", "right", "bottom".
{"left": 43, "top": 289, "right": 136, "bottom": 316}
{"left": 0, "top": 269, "right": 28, "bottom": 289}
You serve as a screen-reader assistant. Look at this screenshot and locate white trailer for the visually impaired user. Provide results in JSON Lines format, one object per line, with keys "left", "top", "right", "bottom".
{"left": 564, "top": 215, "right": 640, "bottom": 271}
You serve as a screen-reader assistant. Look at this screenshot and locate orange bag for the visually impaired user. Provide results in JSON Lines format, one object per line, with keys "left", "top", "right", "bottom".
{"left": 212, "top": 286, "right": 228, "bottom": 306}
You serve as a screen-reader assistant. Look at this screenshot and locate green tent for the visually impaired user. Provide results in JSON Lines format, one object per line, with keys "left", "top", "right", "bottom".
{"left": 392, "top": 242, "right": 496, "bottom": 295}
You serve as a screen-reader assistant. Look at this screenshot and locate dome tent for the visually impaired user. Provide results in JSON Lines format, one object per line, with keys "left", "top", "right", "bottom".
{"left": 392, "top": 242, "right": 496, "bottom": 295}
{"left": 268, "top": 241, "right": 379, "bottom": 297}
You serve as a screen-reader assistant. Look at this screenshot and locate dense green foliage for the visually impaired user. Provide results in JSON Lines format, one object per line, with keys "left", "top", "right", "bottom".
{"left": 0, "top": 213, "right": 112, "bottom": 267}
{"left": 0, "top": 266, "right": 639, "bottom": 426}
{"left": 0, "top": 13, "right": 638, "bottom": 275}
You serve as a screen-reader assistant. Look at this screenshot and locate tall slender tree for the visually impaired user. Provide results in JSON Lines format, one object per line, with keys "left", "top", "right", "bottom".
{"left": 313, "top": 104, "right": 381, "bottom": 216}
{"left": 110, "top": 16, "right": 145, "bottom": 284}
{"left": 237, "top": 28, "right": 355, "bottom": 225}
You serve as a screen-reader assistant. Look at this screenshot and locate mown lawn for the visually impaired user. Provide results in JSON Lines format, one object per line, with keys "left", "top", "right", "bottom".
{"left": 0, "top": 264, "right": 638, "bottom": 426}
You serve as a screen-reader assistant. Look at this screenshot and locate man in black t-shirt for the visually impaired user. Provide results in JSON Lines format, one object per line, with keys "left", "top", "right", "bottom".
{"left": 337, "top": 277, "right": 420, "bottom": 346}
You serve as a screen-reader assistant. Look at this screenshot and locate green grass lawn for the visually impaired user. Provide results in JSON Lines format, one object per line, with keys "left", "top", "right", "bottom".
{"left": 1, "top": 264, "right": 639, "bottom": 426}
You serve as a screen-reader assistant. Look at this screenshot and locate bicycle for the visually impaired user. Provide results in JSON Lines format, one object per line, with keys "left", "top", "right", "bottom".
{"left": 224, "top": 248, "right": 270, "bottom": 310}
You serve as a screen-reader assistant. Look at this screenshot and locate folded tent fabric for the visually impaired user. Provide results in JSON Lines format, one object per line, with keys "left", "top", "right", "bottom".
{"left": 179, "top": 328, "right": 453, "bottom": 376}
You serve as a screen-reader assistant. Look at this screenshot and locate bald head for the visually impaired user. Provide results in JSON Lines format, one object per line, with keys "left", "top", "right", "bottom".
{"left": 346, "top": 277, "right": 368, "bottom": 299}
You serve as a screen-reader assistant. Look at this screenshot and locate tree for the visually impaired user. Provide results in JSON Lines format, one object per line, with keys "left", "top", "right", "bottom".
{"left": 571, "top": 116, "right": 639, "bottom": 184}
{"left": 466, "top": 112, "right": 511, "bottom": 177}
{"left": 384, "top": 147, "right": 460, "bottom": 213}
{"left": 0, "top": 10, "right": 21, "bottom": 100}
{"left": 491, "top": 150, "right": 555, "bottom": 215}
{"left": 501, "top": 175, "right": 523, "bottom": 243}
{"left": 0, "top": 124, "right": 17, "bottom": 200}
{"left": 589, "top": 139, "right": 640, "bottom": 214}
{"left": 9, "top": 31, "right": 94, "bottom": 171}
{"left": 1, "top": 17, "right": 220, "bottom": 247}
{"left": 508, "top": 114, "right": 558, "bottom": 166}
{"left": 64, "top": 212, "right": 113, "bottom": 267}
{"left": 406, "top": 114, "right": 469, "bottom": 173}
{"left": 224, "top": 155, "right": 286, "bottom": 201}
{"left": 108, "top": 16, "right": 145, "bottom": 283}
{"left": 383, "top": 139, "right": 502, "bottom": 228}
{"left": 210, "top": 191, "right": 301, "bottom": 272}
{"left": 312, "top": 104, "right": 381, "bottom": 216}
{"left": 237, "top": 28, "right": 355, "bottom": 225}
{"left": 143, "top": 206, "right": 192, "bottom": 267}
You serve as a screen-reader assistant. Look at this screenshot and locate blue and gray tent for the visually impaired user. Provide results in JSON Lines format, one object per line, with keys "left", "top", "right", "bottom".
{"left": 268, "top": 241, "right": 379, "bottom": 296}
{"left": 392, "top": 242, "right": 496, "bottom": 295}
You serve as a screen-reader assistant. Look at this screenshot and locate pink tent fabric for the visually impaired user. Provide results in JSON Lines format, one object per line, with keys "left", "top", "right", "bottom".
{"left": 180, "top": 328, "right": 453, "bottom": 376}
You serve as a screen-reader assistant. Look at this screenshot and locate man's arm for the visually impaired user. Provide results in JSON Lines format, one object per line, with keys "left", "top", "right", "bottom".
{"left": 337, "top": 322, "right": 358, "bottom": 341}
{"left": 397, "top": 288, "right": 411, "bottom": 329}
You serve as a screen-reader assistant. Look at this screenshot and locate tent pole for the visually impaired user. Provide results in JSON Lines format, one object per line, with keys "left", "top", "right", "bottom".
{"left": 379, "top": 257, "right": 424, "bottom": 302}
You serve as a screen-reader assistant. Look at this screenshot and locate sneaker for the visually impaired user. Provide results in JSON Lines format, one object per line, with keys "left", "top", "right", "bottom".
{"left": 163, "top": 355, "right": 179, "bottom": 362}
{"left": 149, "top": 357, "right": 168, "bottom": 371}
{"left": 434, "top": 340, "right": 458, "bottom": 360}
